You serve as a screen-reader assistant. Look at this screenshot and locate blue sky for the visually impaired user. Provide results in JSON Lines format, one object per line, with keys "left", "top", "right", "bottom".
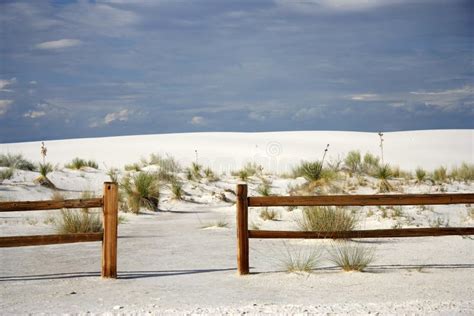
{"left": 0, "top": 0, "right": 473, "bottom": 142}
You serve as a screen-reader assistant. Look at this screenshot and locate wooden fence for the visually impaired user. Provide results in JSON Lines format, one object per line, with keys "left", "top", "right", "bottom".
{"left": 236, "top": 184, "right": 474, "bottom": 275}
{"left": 0, "top": 182, "right": 118, "bottom": 279}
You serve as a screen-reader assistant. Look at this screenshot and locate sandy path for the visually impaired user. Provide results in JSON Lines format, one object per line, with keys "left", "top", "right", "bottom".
{"left": 1, "top": 204, "right": 474, "bottom": 314}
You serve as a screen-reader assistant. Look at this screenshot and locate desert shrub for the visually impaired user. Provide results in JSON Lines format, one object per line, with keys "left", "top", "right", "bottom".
{"left": 201, "top": 219, "right": 229, "bottom": 229}
{"left": 203, "top": 167, "right": 219, "bottom": 181}
{"left": 124, "top": 163, "right": 142, "bottom": 172}
{"left": 296, "top": 206, "right": 357, "bottom": 232}
{"left": 190, "top": 162, "right": 203, "bottom": 180}
{"left": 107, "top": 167, "right": 120, "bottom": 183}
{"left": 34, "top": 163, "right": 55, "bottom": 189}
{"left": 260, "top": 208, "right": 279, "bottom": 221}
{"left": 327, "top": 155, "right": 343, "bottom": 172}
{"left": 65, "top": 158, "right": 98, "bottom": 169}
{"left": 433, "top": 166, "right": 448, "bottom": 183}
{"left": 344, "top": 150, "right": 361, "bottom": 174}
{"left": 0, "top": 168, "right": 14, "bottom": 181}
{"left": 121, "top": 172, "right": 160, "bottom": 214}
{"left": 415, "top": 167, "right": 427, "bottom": 182}
{"left": 0, "top": 153, "right": 36, "bottom": 171}
{"left": 54, "top": 209, "right": 103, "bottom": 234}
{"left": 375, "top": 164, "right": 393, "bottom": 192}
{"left": 237, "top": 169, "right": 249, "bottom": 181}
{"left": 170, "top": 180, "right": 183, "bottom": 200}
{"left": 257, "top": 182, "right": 272, "bottom": 196}
{"left": 280, "top": 243, "right": 322, "bottom": 273}
{"left": 38, "top": 162, "right": 53, "bottom": 177}
{"left": 450, "top": 162, "right": 474, "bottom": 182}
{"left": 292, "top": 161, "right": 323, "bottom": 181}
{"left": 362, "top": 152, "right": 379, "bottom": 175}
{"left": 148, "top": 153, "right": 181, "bottom": 173}
{"left": 233, "top": 162, "right": 262, "bottom": 180}
{"left": 328, "top": 242, "right": 375, "bottom": 272}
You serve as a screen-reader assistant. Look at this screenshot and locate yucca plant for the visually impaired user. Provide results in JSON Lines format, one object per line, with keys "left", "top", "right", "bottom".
{"left": 375, "top": 164, "right": 393, "bottom": 192}
{"left": 260, "top": 208, "right": 279, "bottom": 221}
{"left": 292, "top": 161, "right": 323, "bottom": 182}
{"left": 121, "top": 172, "right": 160, "bottom": 214}
{"left": 344, "top": 150, "right": 361, "bottom": 175}
{"left": 35, "top": 162, "right": 55, "bottom": 189}
{"left": 257, "top": 182, "right": 272, "bottom": 196}
{"left": 328, "top": 242, "right": 375, "bottom": 272}
{"left": 295, "top": 206, "right": 357, "bottom": 233}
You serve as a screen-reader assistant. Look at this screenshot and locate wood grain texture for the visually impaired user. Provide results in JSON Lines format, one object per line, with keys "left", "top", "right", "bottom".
{"left": 248, "top": 193, "right": 474, "bottom": 207}
{"left": 248, "top": 227, "right": 474, "bottom": 239}
{"left": 101, "top": 182, "right": 118, "bottom": 279}
{"left": 0, "top": 233, "right": 103, "bottom": 247}
{"left": 236, "top": 184, "right": 249, "bottom": 275}
{"left": 0, "top": 198, "right": 103, "bottom": 212}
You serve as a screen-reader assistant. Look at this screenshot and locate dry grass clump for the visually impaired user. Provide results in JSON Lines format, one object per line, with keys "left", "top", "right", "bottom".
{"left": 201, "top": 219, "right": 229, "bottom": 229}
{"left": 328, "top": 242, "right": 375, "bottom": 272}
{"left": 260, "top": 208, "right": 279, "bottom": 221}
{"left": 232, "top": 162, "right": 263, "bottom": 181}
{"left": 147, "top": 153, "right": 181, "bottom": 173}
{"left": 257, "top": 181, "right": 272, "bottom": 196}
{"left": 124, "top": 162, "right": 142, "bottom": 172}
{"left": 450, "top": 162, "right": 474, "bottom": 182}
{"left": 415, "top": 167, "right": 427, "bottom": 182}
{"left": 0, "top": 153, "right": 36, "bottom": 171}
{"left": 106, "top": 167, "right": 120, "bottom": 183}
{"left": 296, "top": 206, "right": 357, "bottom": 232}
{"left": 433, "top": 166, "right": 448, "bottom": 183}
{"left": 0, "top": 168, "right": 14, "bottom": 181}
{"left": 361, "top": 152, "right": 379, "bottom": 175}
{"left": 280, "top": 243, "right": 323, "bottom": 273}
{"left": 54, "top": 209, "right": 103, "bottom": 234}
{"left": 121, "top": 172, "right": 160, "bottom": 214}
{"left": 170, "top": 180, "right": 183, "bottom": 200}
{"left": 203, "top": 167, "right": 219, "bottom": 181}
{"left": 65, "top": 158, "right": 98, "bottom": 170}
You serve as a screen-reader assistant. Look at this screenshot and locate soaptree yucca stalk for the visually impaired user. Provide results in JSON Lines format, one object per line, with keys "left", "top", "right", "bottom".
{"left": 121, "top": 172, "right": 160, "bottom": 214}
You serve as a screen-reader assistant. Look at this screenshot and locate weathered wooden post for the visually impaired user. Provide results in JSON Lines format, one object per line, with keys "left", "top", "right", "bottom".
{"left": 236, "top": 183, "right": 249, "bottom": 275}
{"left": 102, "top": 182, "right": 118, "bottom": 278}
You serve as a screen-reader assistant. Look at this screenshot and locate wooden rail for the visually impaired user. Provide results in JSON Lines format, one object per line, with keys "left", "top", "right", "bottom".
{"left": 0, "top": 182, "right": 118, "bottom": 279}
{"left": 236, "top": 184, "right": 474, "bottom": 275}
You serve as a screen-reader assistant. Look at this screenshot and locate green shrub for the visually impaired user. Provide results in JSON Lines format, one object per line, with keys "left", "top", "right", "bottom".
{"left": 148, "top": 153, "right": 181, "bottom": 173}
{"left": 237, "top": 169, "right": 249, "bottom": 181}
{"left": 232, "top": 162, "right": 262, "bottom": 180}
{"left": 124, "top": 163, "right": 142, "bottom": 172}
{"left": 292, "top": 161, "right": 323, "bottom": 181}
{"left": 415, "top": 167, "right": 426, "bottom": 182}
{"left": 38, "top": 162, "right": 53, "bottom": 177}
{"left": 433, "top": 166, "right": 448, "bottom": 183}
{"left": 375, "top": 164, "right": 393, "bottom": 192}
{"left": 121, "top": 172, "right": 160, "bottom": 214}
{"left": 171, "top": 180, "right": 183, "bottom": 200}
{"left": 328, "top": 242, "right": 375, "bottom": 272}
{"left": 66, "top": 158, "right": 98, "bottom": 169}
{"left": 295, "top": 206, "right": 357, "bottom": 232}
{"left": 54, "top": 209, "right": 103, "bottom": 234}
{"left": 362, "top": 152, "right": 379, "bottom": 175}
{"left": 344, "top": 150, "right": 361, "bottom": 174}
{"left": 203, "top": 167, "right": 218, "bottom": 181}
{"left": 0, "top": 153, "right": 36, "bottom": 171}
{"left": 257, "top": 182, "right": 272, "bottom": 196}
{"left": 107, "top": 167, "right": 120, "bottom": 183}
{"left": 0, "top": 168, "right": 14, "bottom": 181}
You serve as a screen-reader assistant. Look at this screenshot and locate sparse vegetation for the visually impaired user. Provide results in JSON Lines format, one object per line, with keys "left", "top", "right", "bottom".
{"left": 35, "top": 162, "right": 55, "bottom": 189}
{"left": 259, "top": 208, "right": 279, "bottom": 221}
{"left": 107, "top": 167, "right": 120, "bottom": 183}
{"left": 148, "top": 153, "right": 181, "bottom": 173}
{"left": 170, "top": 180, "right": 183, "bottom": 200}
{"left": 328, "top": 242, "right": 375, "bottom": 272}
{"left": 65, "top": 158, "right": 98, "bottom": 170}
{"left": 450, "top": 162, "right": 474, "bottom": 182}
{"left": 201, "top": 219, "right": 229, "bottom": 229}
{"left": 280, "top": 243, "right": 322, "bottom": 273}
{"left": 375, "top": 164, "right": 393, "bottom": 192}
{"left": 233, "top": 162, "right": 262, "bottom": 180}
{"left": 54, "top": 209, "right": 103, "bottom": 234}
{"left": 0, "top": 153, "right": 36, "bottom": 171}
{"left": 257, "top": 182, "right": 272, "bottom": 196}
{"left": 121, "top": 172, "right": 160, "bottom": 214}
{"left": 344, "top": 150, "right": 361, "bottom": 175}
{"left": 433, "top": 166, "right": 448, "bottom": 183}
{"left": 362, "top": 152, "right": 379, "bottom": 175}
{"left": 203, "top": 167, "right": 218, "bottom": 181}
{"left": 0, "top": 168, "right": 14, "bottom": 181}
{"left": 415, "top": 167, "right": 427, "bottom": 182}
{"left": 292, "top": 161, "right": 322, "bottom": 181}
{"left": 296, "top": 206, "right": 357, "bottom": 232}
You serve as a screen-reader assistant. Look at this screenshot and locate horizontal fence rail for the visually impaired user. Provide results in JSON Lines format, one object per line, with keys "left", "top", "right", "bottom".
{"left": 237, "top": 184, "right": 474, "bottom": 275}
{"left": 0, "top": 198, "right": 103, "bottom": 212}
{"left": 0, "top": 233, "right": 103, "bottom": 247}
{"left": 248, "top": 193, "right": 474, "bottom": 207}
{"left": 0, "top": 182, "right": 118, "bottom": 278}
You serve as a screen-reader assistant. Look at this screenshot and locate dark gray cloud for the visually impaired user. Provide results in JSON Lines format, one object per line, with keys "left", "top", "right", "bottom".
{"left": 0, "top": 0, "right": 472, "bottom": 142}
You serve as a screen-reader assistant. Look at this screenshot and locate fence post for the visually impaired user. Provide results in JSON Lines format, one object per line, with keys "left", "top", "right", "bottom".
{"left": 237, "top": 183, "right": 249, "bottom": 275}
{"left": 102, "top": 182, "right": 118, "bottom": 278}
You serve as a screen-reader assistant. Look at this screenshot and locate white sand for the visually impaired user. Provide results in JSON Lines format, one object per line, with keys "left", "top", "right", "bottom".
{"left": 1, "top": 130, "right": 473, "bottom": 314}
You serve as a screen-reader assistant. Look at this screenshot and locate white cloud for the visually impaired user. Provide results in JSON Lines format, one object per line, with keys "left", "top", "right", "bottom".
{"left": 29, "top": 81, "right": 37, "bottom": 85}
{"left": 104, "top": 109, "right": 130, "bottom": 124}
{"left": 293, "top": 106, "right": 326, "bottom": 120}
{"left": 35, "top": 39, "right": 82, "bottom": 50}
{"left": 248, "top": 112, "right": 266, "bottom": 121}
{"left": 0, "top": 78, "right": 16, "bottom": 92}
{"left": 23, "top": 110, "right": 46, "bottom": 119}
{"left": 190, "top": 116, "right": 206, "bottom": 125}
{"left": 409, "top": 85, "right": 473, "bottom": 110}
{"left": 350, "top": 93, "right": 379, "bottom": 101}
{"left": 0, "top": 100, "right": 13, "bottom": 116}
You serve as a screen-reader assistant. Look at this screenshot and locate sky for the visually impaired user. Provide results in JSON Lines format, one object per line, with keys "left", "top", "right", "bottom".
{"left": 0, "top": 0, "right": 473, "bottom": 143}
